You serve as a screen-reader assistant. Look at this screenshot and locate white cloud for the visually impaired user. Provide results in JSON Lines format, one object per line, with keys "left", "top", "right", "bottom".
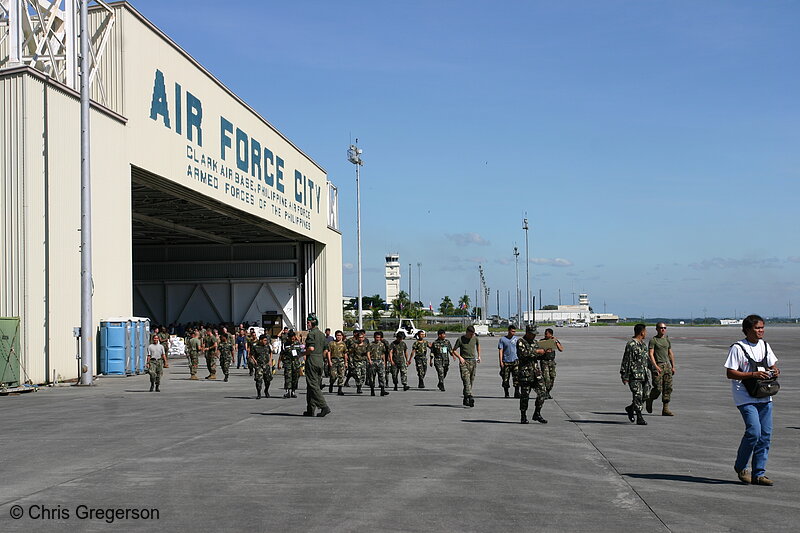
{"left": 445, "top": 232, "right": 490, "bottom": 246}
{"left": 343, "top": 263, "right": 354, "bottom": 270}
{"left": 788, "top": 256, "right": 800, "bottom": 263}
{"left": 529, "top": 257, "right": 573, "bottom": 267}
{"left": 689, "top": 257, "right": 781, "bottom": 270}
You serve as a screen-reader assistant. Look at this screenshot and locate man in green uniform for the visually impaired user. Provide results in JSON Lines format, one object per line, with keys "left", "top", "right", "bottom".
{"left": 250, "top": 334, "right": 273, "bottom": 399}
{"left": 279, "top": 331, "right": 303, "bottom": 398}
{"left": 389, "top": 331, "right": 410, "bottom": 391}
{"left": 411, "top": 331, "right": 429, "bottom": 389}
{"left": 621, "top": 323, "right": 651, "bottom": 426}
{"left": 367, "top": 331, "right": 390, "bottom": 396}
{"left": 217, "top": 326, "right": 235, "bottom": 382}
{"left": 453, "top": 326, "right": 481, "bottom": 407}
{"left": 303, "top": 314, "right": 331, "bottom": 417}
{"left": 647, "top": 322, "right": 675, "bottom": 416}
{"left": 347, "top": 330, "right": 369, "bottom": 394}
{"left": 246, "top": 328, "right": 258, "bottom": 376}
{"left": 326, "top": 330, "right": 348, "bottom": 395}
{"left": 537, "top": 328, "right": 564, "bottom": 400}
{"left": 430, "top": 329, "right": 452, "bottom": 392}
{"left": 516, "top": 325, "right": 548, "bottom": 424}
{"left": 186, "top": 330, "right": 202, "bottom": 380}
{"left": 202, "top": 329, "right": 218, "bottom": 380}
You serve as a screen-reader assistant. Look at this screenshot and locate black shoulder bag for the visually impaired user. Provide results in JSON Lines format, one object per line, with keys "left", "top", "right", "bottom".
{"left": 736, "top": 342, "right": 780, "bottom": 398}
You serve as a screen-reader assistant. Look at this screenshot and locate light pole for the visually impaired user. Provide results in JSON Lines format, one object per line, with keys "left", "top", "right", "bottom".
{"left": 347, "top": 141, "right": 364, "bottom": 328}
{"left": 523, "top": 217, "right": 531, "bottom": 325}
{"left": 80, "top": 0, "right": 93, "bottom": 385}
{"left": 513, "top": 246, "right": 520, "bottom": 326}
{"left": 417, "top": 262, "right": 421, "bottom": 303}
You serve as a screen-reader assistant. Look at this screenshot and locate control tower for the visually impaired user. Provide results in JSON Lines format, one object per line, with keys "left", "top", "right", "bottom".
{"left": 385, "top": 253, "right": 401, "bottom": 303}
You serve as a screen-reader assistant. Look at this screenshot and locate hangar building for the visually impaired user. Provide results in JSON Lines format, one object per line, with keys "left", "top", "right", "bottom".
{"left": 0, "top": 1, "right": 343, "bottom": 384}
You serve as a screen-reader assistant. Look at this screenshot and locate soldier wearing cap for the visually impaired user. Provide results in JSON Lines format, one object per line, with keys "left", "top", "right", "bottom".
{"left": 303, "top": 314, "right": 331, "bottom": 417}
{"left": 517, "top": 325, "right": 548, "bottom": 424}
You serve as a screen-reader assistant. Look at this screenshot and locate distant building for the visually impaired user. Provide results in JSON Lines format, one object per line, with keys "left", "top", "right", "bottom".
{"left": 385, "top": 253, "right": 401, "bottom": 303}
{"left": 522, "top": 293, "right": 619, "bottom": 324}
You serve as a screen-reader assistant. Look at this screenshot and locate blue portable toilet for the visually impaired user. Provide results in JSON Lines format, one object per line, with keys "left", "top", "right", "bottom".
{"left": 100, "top": 319, "right": 127, "bottom": 375}
{"left": 132, "top": 317, "right": 150, "bottom": 373}
{"left": 127, "top": 319, "right": 138, "bottom": 375}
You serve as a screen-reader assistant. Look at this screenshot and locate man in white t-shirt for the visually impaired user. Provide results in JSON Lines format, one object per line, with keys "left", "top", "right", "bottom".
{"left": 723, "top": 314, "right": 780, "bottom": 486}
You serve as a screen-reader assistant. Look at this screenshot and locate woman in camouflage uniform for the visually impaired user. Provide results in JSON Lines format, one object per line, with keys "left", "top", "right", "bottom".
{"left": 410, "top": 331, "right": 430, "bottom": 389}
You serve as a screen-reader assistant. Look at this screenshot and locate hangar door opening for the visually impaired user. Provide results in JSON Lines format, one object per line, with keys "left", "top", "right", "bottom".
{"left": 131, "top": 167, "right": 318, "bottom": 330}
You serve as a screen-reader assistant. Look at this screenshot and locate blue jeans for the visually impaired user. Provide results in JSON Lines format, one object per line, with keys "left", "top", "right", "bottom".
{"left": 236, "top": 349, "right": 247, "bottom": 368}
{"left": 735, "top": 402, "right": 773, "bottom": 477}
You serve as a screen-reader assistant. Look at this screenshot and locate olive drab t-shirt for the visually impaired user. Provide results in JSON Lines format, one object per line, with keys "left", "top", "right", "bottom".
{"left": 454, "top": 335, "right": 479, "bottom": 360}
{"left": 648, "top": 336, "right": 672, "bottom": 366}
{"left": 305, "top": 327, "right": 327, "bottom": 365}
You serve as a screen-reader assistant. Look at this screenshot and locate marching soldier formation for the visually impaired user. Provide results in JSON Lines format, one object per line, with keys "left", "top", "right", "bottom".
{"left": 145, "top": 319, "right": 690, "bottom": 431}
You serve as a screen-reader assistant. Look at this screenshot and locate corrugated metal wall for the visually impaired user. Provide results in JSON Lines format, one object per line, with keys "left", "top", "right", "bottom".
{"left": 88, "top": 4, "right": 125, "bottom": 115}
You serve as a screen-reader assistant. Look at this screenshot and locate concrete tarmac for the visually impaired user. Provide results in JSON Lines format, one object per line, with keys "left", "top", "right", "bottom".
{"left": 1, "top": 325, "right": 798, "bottom": 532}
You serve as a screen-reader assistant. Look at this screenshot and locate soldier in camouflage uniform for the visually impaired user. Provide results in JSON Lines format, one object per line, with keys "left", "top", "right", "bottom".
{"left": 326, "top": 330, "right": 348, "bottom": 395}
{"left": 620, "top": 323, "right": 651, "bottom": 426}
{"left": 367, "top": 332, "right": 390, "bottom": 396}
{"left": 246, "top": 328, "right": 258, "bottom": 376}
{"left": 279, "top": 331, "right": 303, "bottom": 398}
{"left": 202, "top": 329, "right": 218, "bottom": 379}
{"left": 453, "top": 326, "right": 481, "bottom": 407}
{"left": 348, "top": 330, "right": 369, "bottom": 394}
{"left": 217, "top": 326, "right": 234, "bottom": 382}
{"left": 537, "top": 328, "right": 564, "bottom": 400}
{"left": 516, "top": 325, "right": 548, "bottom": 424}
{"left": 186, "top": 330, "right": 202, "bottom": 380}
{"left": 390, "top": 331, "right": 410, "bottom": 391}
{"left": 411, "top": 331, "right": 430, "bottom": 389}
{"left": 250, "top": 334, "right": 273, "bottom": 399}
{"left": 145, "top": 335, "right": 166, "bottom": 392}
{"left": 430, "top": 329, "right": 453, "bottom": 392}
{"left": 343, "top": 331, "right": 357, "bottom": 388}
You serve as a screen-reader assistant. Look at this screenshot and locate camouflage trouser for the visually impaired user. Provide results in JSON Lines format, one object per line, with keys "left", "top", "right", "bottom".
{"left": 519, "top": 378, "right": 547, "bottom": 411}
{"left": 146, "top": 358, "right": 163, "bottom": 383}
{"left": 433, "top": 356, "right": 449, "bottom": 384}
{"left": 540, "top": 360, "right": 556, "bottom": 394}
{"left": 391, "top": 359, "right": 408, "bottom": 387}
{"left": 500, "top": 360, "right": 518, "bottom": 389}
{"left": 205, "top": 352, "right": 217, "bottom": 374}
{"left": 351, "top": 360, "right": 367, "bottom": 387}
{"left": 188, "top": 352, "right": 199, "bottom": 376}
{"left": 649, "top": 364, "right": 673, "bottom": 403}
{"left": 367, "top": 361, "right": 387, "bottom": 389}
{"left": 459, "top": 360, "right": 477, "bottom": 398}
{"left": 330, "top": 358, "right": 346, "bottom": 386}
{"left": 283, "top": 357, "right": 301, "bottom": 390}
{"left": 414, "top": 356, "right": 427, "bottom": 379}
{"left": 628, "top": 379, "right": 651, "bottom": 412}
{"left": 219, "top": 350, "right": 232, "bottom": 377}
{"left": 254, "top": 362, "right": 274, "bottom": 386}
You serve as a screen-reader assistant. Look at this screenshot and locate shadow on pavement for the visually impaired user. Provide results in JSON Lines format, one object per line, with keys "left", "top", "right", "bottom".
{"left": 251, "top": 412, "right": 305, "bottom": 417}
{"left": 461, "top": 419, "right": 518, "bottom": 424}
{"left": 124, "top": 390, "right": 152, "bottom": 393}
{"left": 591, "top": 411, "right": 632, "bottom": 416}
{"left": 415, "top": 403, "right": 466, "bottom": 409}
{"left": 569, "top": 420, "right": 631, "bottom": 425}
{"left": 623, "top": 473, "right": 741, "bottom": 485}
{"left": 224, "top": 396, "right": 259, "bottom": 400}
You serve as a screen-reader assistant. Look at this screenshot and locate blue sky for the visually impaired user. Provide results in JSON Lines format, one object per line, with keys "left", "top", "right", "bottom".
{"left": 130, "top": 0, "right": 799, "bottom": 318}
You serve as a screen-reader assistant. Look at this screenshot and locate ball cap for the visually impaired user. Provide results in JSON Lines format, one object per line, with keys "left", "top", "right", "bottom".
{"left": 525, "top": 325, "right": 538, "bottom": 335}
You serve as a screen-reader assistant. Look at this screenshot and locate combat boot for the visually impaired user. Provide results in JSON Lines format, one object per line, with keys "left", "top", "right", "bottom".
{"left": 149, "top": 381, "right": 155, "bottom": 392}
{"left": 302, "top": 408, "right": 314, "bottom": 417}
{"left": 337, "top": 386, "right": 344, "bottom": 396}
{"left": 394, "top": 383, "right": 398, "bottom": 391}
{"left": 533, "top": 406, "right": 548, "bottom": 424}
{"left": 380, "top": 387, "right": 389, "bottom": 396}
{"left": 284, "top": 390, "right": 291, "bottom": 398}
{"left": 504, "top": 386, "right": 510, "bottom": 398}
{"left": 514, "top": 386, "right": 520, "bottom": 398}
{"left": 329, "top": 382, "right": 334, "bottom": 394}
{"left": 208, "top": 373, "right": 217, "bottom": 380}
{"left": 520, "top": 410, "right": 529, "bottom": 424}
{"left": 291, "top": 390, "right": 297, "bottom": 398}
{"left": 403, "top": 384, "right": 410, "bottom": 391}
{"left": 190, "top": 374, "right": 198, "bottom": 380}
{"left": 463, "top": 397, "right": 469, "bottom": 407}
{"left": 662, "top": 403, "right": 674, "bottom": 416}
{"left": 438, "top": 382, "right": 445, "bottom": 392}
{"left": 635, "top": 410, "right": 647, "bottom": 425}
{"left": 625, "top": 404, "right": 635, "bottom": 422}
{"left": 255, "top": 383, "right": 262, "bottom": 400}
{"left": 317, "top": 406, "right": 331, "bottom": 417}
{"left": 264, "top": 383, "right": 271, "bottom": 398}
{"left": 418, "top": 378, "right": 424, "bottom": 389}
{"left": 468, "top": 396, "right": 475, "bottom": 407}
{"left": 155, "top": 383, "right": 160, "bottom": 392}
{"left": 223, "top": 374, "right": 229, "bottom": 382}
{"left": 356, "top": 385, "right": 363, "bottom": 394}
{"left": 645, "top": 397, "right": 653, "bottom": 414}
{"left": 371, "top": 386, "right": 376, "bottom": 396}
